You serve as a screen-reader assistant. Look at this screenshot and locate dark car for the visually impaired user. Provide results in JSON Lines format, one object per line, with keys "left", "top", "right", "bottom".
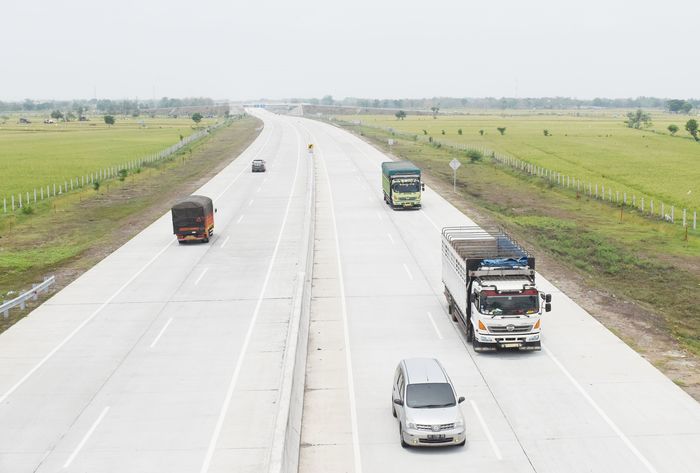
{"left": 252, "top": 159, "right": 266, "bottom": 172}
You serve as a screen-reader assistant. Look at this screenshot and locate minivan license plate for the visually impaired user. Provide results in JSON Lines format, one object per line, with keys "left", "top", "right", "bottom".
{"left": 428, "top": 434, "right": 445, "bottom": 440}
{"left": 502, "top": 343, "right": 520, "bottom": 348}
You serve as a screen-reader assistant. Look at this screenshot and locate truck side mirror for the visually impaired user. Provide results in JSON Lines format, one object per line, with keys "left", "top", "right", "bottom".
{"left": 545, "top": 303, "right": 552, "bottom": 312}
{"left": 393, "top": 398, "right": 404, "bottom": 406}
{"left": 458, "top": 396, "right": 465, "bottom": 404}
{"left": 215, "top": 208, "right": 218, "bottom": 213}
{"left": 470, "top": 293, "right": 476, "bottom": 304}
{"left": 545, "top": 294, "right": 552, "bottom": 303}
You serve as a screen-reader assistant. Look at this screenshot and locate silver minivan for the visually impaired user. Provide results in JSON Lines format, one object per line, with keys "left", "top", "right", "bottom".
{"left": 392, "top": 358, "right": 466, "bottom": 447}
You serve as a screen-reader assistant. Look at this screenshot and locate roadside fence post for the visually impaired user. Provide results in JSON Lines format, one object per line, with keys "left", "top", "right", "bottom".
{"left": 12, "top": 195, "right": 15, "bottom": 211}
{"left": 34, "top": 189, "right": 37, "bottom": 203}
{"left": 633, "top": 195, "right": 636, "bottom": 208}
{"left": 671, "top": 206, "right": 675, "bottom": 223}
{"left": 624, "top": 193, "right": 627, "bottom": 205}
{"left": 3, "top": 198, "right": 5, "bottom": 213}
{"left": 601, "top": 184, "right": 605, "bottom": 198}
{"left": 641, "top": 197, "right": 644, "bottom": 212}
{"left": 694, "top": 211, "right": 697, "bottom": 230}
{"left": 53, "top": 183, "right": 56, "bottom": 196}
{"left": 683, "top": 209, "right": 686, "bottom": 227}
{"left": 19, "top": 194, "right": 22, "bottom": 209}
{"left": 650, "top": 200, "right": 654, "bottom": 215}
{"left": 661, "top": 203, "right": 665, "bottom": 219}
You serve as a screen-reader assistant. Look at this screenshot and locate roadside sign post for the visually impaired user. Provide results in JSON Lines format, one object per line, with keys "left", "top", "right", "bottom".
{"left": 449, "top": 159, "right": 461, "bottom": 193}
{"left": 388, "top": 139, "right": 394, "bottom": 146}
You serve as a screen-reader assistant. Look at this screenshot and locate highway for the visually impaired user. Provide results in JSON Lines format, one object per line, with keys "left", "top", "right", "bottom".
{"left": 1, "top": 110, "right": 699, "bottom": 473}
{"left": 0, "top": 111, "right": 312, "bottom": 472}
{"left": 297, "top": 116, "right": 700, "bottom": 473}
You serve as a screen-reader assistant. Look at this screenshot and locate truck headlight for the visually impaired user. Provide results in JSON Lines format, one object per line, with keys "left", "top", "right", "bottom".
{"left": 407, "top": 422, "right": 416, "bottom": 430}
{"left": 454, "top": 418, "right": 464, "bottom": 429}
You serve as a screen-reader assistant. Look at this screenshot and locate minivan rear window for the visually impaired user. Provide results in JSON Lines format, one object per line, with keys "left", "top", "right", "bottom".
{"left": 406, "top": 383, "right": 456, "bottom": 408}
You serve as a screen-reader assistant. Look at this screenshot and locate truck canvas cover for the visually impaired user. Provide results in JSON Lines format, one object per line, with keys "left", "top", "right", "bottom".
{"left": 381, "top": 161, "right": 421, "bottom": 177}
{"left": 442, "top": 226, "right": 535, "bottom": 271}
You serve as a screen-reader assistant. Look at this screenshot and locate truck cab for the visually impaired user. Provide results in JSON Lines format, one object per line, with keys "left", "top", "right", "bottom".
{"left": 467, "top": 273, "right": 551, "bottom": 350}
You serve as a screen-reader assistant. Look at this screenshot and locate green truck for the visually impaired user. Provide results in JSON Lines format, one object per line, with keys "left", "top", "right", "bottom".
{"left": 382, "top": 161, "right": 424, "bottom": 209}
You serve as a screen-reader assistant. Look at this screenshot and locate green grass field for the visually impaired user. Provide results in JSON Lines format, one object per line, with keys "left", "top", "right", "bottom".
{"left": 0, "top": 115, "right": 217, "bottom": 198}
{"left": 353, "top": 111, "right": 700, "bottom": 210}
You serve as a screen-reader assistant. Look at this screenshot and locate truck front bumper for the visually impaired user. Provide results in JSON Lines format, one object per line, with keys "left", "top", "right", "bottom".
{"left": 475, "top": 332, "right": 541, "bottom": 350}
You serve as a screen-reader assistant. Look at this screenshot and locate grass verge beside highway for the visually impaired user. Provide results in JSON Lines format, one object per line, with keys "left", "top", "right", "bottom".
{"left": 0, "top": 115, "right": 261, "bottom": 333}
{"left": 331, "top": 117, "right": 700, "bottom": 398}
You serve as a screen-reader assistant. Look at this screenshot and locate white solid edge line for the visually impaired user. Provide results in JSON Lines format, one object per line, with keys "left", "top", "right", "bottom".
{"left": 543, "top": 346, "right": 659, "bottom": 473}
{"left": 194, "top": 268, "right": 209, "bottom": 286}
{"left": 402, "top": 263, "right": 413, "bottom": 281}
{"left": 220, "top": 235, "right": 230, "bottom": 248}
{"left": 248, "top": 199, "right": 254, "bottom": 207}
{"left": 309, "top": 124, "right": 363, "bottom": 473}
{"left": 421, "top": 209, "right": 441, "bottom": 232}
{"left": 0, "top": 240, "right": 173, "bottom": 404}
{"left": 199, "top": 119, "right": 302, "bottom": 473}
{"left": 149, "top": 317, "right": 173, "bottom": 349}
{"left": 470, "top": 400, "right": 502, "bottom": 461}
{"left": 375, "top": 210, "right": 382, "bottom": 221}
{"left": 236, "top": 215, "right": 245, "bottom": 224}
{"left": 63, "top": 406, "right": 110, "bottom": 468}
{"left": 426, "top": 311, "right": 443, "bottom": 340}
{"left": 387, "top": 233, "right": 395, "bottom": 245}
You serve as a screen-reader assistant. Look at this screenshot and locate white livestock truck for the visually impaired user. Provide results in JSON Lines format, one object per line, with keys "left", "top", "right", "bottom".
{"left": 442, "top": 226, "right": 552, "bottom": 351}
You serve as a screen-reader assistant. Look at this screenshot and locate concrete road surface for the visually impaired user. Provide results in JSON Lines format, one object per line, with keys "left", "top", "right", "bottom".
{"left": 297, "top": 116, "right": 700, "bottom": 473}
{"left": 0, "top": 111, "right": 313, "bottom": 473}
{"left": 1, "top": 110, "right": 699, "bottom": 473}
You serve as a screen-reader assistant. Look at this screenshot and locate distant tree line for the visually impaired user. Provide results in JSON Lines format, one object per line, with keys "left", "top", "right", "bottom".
{"left": 0, "top": 97, "right": 215, "bottom": 114}
{"left": 287, "top": 96, "right": 699, "bottom": 111}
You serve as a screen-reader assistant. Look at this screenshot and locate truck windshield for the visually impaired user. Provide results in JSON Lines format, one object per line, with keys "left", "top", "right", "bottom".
{"left": 392, "top": 181, "right": 420, "bottom": 193}
{"left": 480, "top": 293, "right": 539, "bottom": 315}
{"left": 406, "top": 383, "right": 456, "bottom": 408}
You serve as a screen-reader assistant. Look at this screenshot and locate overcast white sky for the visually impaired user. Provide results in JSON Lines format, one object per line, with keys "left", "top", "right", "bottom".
{"left": 1, "top": 0, "right": 698, "bottom": 101}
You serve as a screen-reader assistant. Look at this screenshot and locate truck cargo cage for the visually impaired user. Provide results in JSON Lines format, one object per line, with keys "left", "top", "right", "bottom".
{"left": 441, "top": 226, "right": 535, "bottom": 272}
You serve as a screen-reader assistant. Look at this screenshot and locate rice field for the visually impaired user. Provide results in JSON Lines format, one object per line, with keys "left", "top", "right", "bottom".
{"left": 351, "top": 111, "right": 700, "bottom": 209}
{"left": 0, "top": 115, "right": 217, "bottom": 198}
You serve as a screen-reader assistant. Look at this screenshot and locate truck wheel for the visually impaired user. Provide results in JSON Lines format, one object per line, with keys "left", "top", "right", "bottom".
{"left": 392, "top": 404, "right": 397, "bottom": 418}
{"left": 203, "top": 237, "right": 209, "bottom": 243}
{"left": 449, "top": 303, "right": 457, "bottom": 322}
{"left": 466, "top": 322, "right": 474, "bottom": 342}
{"left": 178, "top": 240, "right": 186, "bottom": 245}
{"left": 473, "top": 338, "right": 483, "bottom": 351}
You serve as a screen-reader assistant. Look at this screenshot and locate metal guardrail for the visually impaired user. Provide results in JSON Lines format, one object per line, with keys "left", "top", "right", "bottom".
{"left": 1, "top": 276, "right": 55, "bottom": 318}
